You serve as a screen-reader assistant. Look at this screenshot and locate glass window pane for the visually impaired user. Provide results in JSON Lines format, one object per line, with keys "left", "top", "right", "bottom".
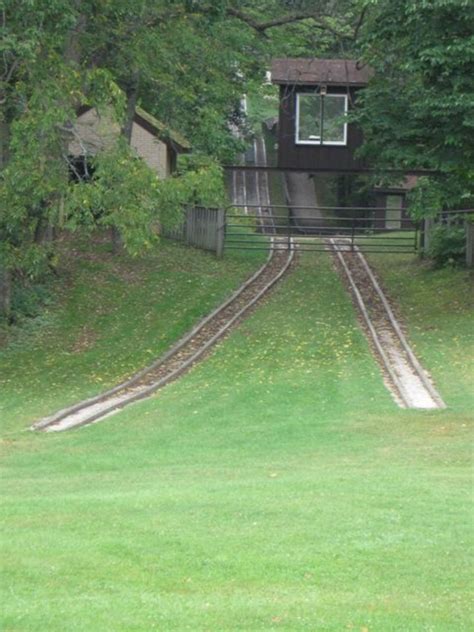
{"left": 298, "top": 95, "right": 320, "bottom": 141}
{"left": 323, "top": 96, "right": 346, "bottom": 143}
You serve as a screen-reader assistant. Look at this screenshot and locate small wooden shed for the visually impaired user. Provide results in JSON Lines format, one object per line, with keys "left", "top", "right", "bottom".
{"left": 271, "top": 58, "right": 372, "bottom": 172}
{"left": 69, "top": 106, "right": 190, "bottom": 178}
{"left": 374, "top": 176, "right": 418, "bottom": 229}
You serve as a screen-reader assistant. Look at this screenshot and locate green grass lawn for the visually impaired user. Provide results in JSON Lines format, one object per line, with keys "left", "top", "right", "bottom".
{"left": 0, "top": 234, "right": 266, "bottom": 435}
{"left": 1, "top": 246, "right": 473, "bottom": 631}
{"left": 365, "top": 251, "right": 474, "bottom": 411}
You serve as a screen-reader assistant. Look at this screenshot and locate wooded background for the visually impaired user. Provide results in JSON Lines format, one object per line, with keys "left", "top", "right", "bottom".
{"left": 1, "top": 0, "right": 473, "bottom": 318}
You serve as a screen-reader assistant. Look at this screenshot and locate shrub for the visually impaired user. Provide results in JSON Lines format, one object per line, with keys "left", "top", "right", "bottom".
{"left": 428, "top": 222, "right": 466, "bottom": 267}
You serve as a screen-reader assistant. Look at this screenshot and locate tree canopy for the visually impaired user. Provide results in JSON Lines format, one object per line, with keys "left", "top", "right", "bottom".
{"left": 1, "top": 0, "right": 472, "bottom": 317}
{"left": 356, "top": 0, "right": 474, "bottom": 212}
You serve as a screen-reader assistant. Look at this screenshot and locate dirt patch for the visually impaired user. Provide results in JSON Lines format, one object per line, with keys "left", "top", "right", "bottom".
{"left": 70, "top": 326, "right": 98, "bottom": 353}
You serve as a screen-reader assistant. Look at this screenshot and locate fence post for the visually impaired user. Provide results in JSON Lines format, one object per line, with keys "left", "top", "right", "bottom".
{"left": 418, "top": 221, "right": 425, "bottom": 256}
{"left": 423, "top": 218, "right": 434, "bottom": 254}
{"left": 216, "top": 208, "right": 225, "bottom": 258}
{"left": 182, "top": 207, "right": 190, "bottom": 245}
{"left": 466, "top": 221, "right": 474, "bottom": 268}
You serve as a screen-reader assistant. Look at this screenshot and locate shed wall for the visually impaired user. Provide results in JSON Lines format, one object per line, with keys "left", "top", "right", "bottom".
{"left": 277, "top": 85, "right": 366, "bottom": 171}
{"left": 69, "top": 108, "right": 170, "bottom": 178}
{"left": 69, "top": 108, "right": 119, "bottom": 155}
{"left": 131, "top": 123, "right": 169, "bottom": 178}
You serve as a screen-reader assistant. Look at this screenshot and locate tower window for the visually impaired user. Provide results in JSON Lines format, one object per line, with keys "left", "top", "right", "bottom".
{"left": 296, "top": 93, "right": 348, "bottom": 146}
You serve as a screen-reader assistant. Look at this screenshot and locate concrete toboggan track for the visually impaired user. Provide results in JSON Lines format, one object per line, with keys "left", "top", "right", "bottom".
{"left": 32, "top": 131, "right": 291, "bottom": 433}
{"left": 329, "top": 238, "right": 445, "bottom": 409}
{"left": 32, "top": 137, "right": 444, "bottom": 432}
{"left": 33, "top": 134, "right": 293, "bottom": 433}
{"left": 32, "top": 241, "right": 295, "bottom": 432}
{"left": 32, "top": 237, "right": 444, "bottom": 433}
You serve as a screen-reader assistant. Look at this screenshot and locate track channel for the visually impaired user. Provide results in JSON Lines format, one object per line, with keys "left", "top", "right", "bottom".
{"left": 33, "top": 240, "right": 295, "bottom": 432}
{"left": 330, "top": 238, "right": 445, "bottom": 409}
{"left": 230, "top": 135, "right": 276, "bottom": 234}
{"left": 253, "top": 135, "right": 276, "bottom": 234}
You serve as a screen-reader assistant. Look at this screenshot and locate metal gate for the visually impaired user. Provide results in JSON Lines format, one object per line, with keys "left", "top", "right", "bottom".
{"left": 224, "top": 204, "right": 419, "bottom": 254}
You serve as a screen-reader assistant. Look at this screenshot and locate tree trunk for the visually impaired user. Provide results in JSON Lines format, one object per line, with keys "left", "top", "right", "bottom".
{"left": 121, "top": 70, "right": 140, "bottom": 143}
{"left": 466, "top": 221, "right": 474, "bottom": 267}
{"left": 64, "top": 7, "right": 87, "bottom": 67}
{"left": 111, "top": 226, "right": 123, "bottom": 255}
{"left": 0, "top": 268, "right": 12, "bottom": 320}
{"left": 110, "top": 70, "right": 140, "bottom": 255}
{"left": 0, "top": 119, "right": 10, "bottom": 170}
{"left": 0, "top": 115, "right": 12, "bottom": 319}
{"left": 34, "top": 211, "right": 54, "bottom": 246}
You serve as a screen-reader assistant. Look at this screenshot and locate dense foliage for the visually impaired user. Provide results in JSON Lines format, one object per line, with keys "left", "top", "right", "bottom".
{"left": 1, "top": 0, "right": 472, "bottom": 317}
{"left": 427, "top": 220, "right": 470, "bottom": 267}
{"left": 357, "top": 0, "right": 474, "bottom": 212}
{"left": 0, "top": 1, "right": 236, "bottom": 318}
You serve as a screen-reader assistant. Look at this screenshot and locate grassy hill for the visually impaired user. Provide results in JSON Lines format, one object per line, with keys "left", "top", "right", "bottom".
{"left": 1, "top": 242, "right": 473, "bottom": 630}
{"left": 0, "top": 233, "right": 266, "bottom": 435}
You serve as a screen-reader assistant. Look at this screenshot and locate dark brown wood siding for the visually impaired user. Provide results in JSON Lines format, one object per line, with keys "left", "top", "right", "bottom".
{"left": 277, "top": 85, "right": 367, "bottom": 172}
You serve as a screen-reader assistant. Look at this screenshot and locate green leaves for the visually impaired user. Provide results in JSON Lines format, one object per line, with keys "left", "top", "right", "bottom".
{"left": 357, "top": 0, "right": 474, "bottom": 210}
{"left": 63, "top": 145, "right": 226, "bottom": 256}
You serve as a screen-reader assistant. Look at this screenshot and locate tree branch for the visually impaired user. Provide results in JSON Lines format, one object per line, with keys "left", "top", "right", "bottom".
{"left": 227, "top": 4, "right": 370, "bottom": 43}
{"left": 352, "top": 4, "right": 368, "bottom": 41}
{"left": 226, "top": 6, "right": 348, "bottom": 40}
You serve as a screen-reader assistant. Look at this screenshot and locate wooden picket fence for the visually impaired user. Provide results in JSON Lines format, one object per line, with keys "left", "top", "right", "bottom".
{"left": 163, "top": 206, "right": 225, "bottom": 257}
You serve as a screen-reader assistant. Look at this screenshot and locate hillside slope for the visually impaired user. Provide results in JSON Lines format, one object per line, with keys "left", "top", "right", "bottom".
{"left": 0, "top": 233, "right": 265, "bottom": 435}
{"left": 1, "top": 248, "right": 473, "bottom": 630}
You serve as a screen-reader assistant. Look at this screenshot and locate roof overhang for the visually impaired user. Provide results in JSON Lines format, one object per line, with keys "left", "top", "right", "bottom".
{"left": 271, "top": 58, "right": 373, "bottom": 87}
{"left": 76, "top": 105, "right": 191, "bottom": 154}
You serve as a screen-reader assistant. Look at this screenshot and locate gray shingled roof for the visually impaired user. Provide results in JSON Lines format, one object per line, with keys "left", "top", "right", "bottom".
{"left": 271, "top": 58, "right": 372, "bottom": 87}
